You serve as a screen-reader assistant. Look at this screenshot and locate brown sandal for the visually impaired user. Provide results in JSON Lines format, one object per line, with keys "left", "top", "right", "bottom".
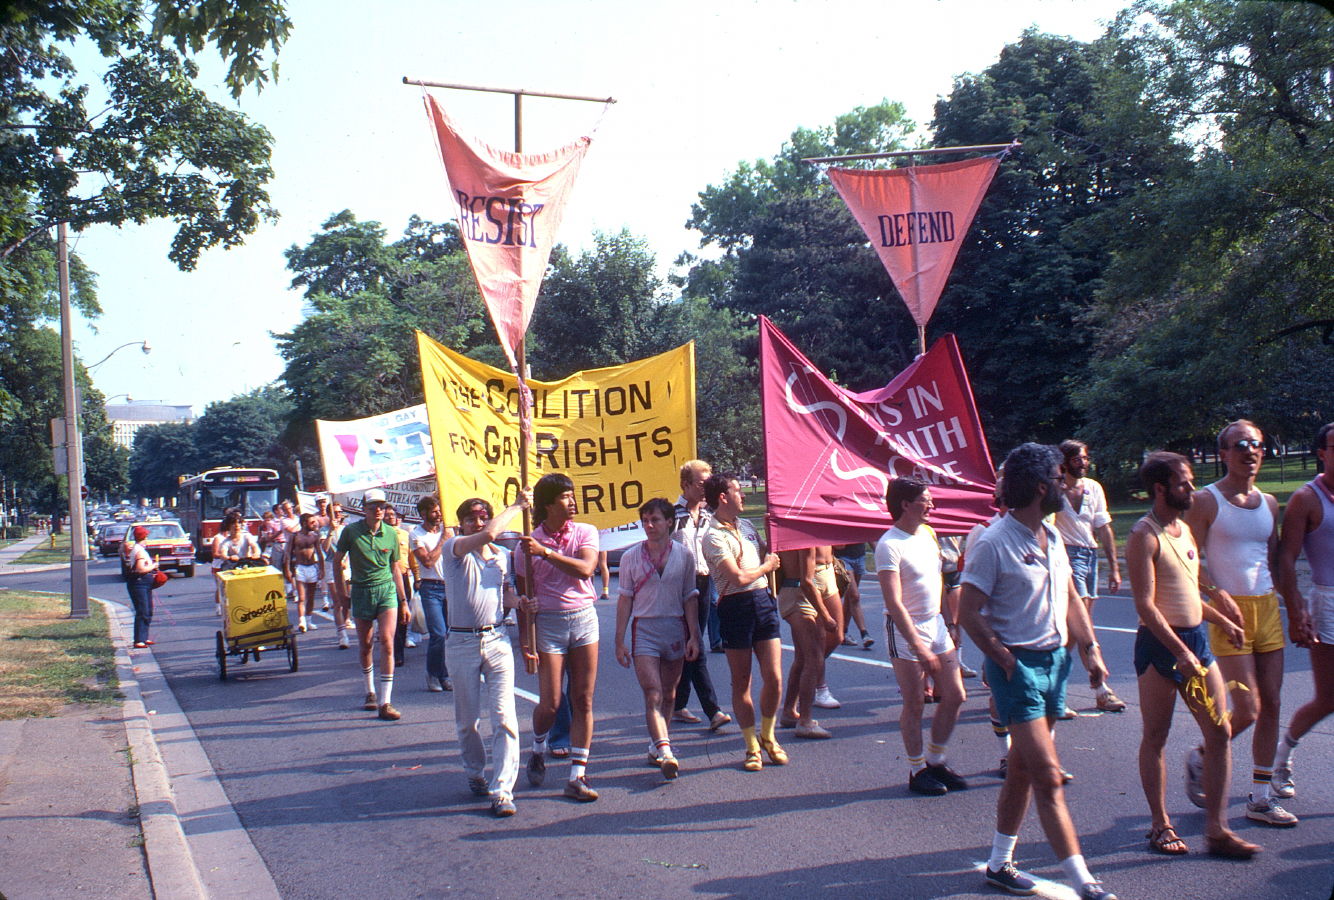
{"left": 1147, "top": 824, "right": 1189, "bottom": 855}
{"left": 1205, "top": 832, "right": 1261, "bottom": 859}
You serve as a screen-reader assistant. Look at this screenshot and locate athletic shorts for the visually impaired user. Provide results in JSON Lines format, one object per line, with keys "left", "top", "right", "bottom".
{"left": 294, "top": 564, "right": 320, "bottom": 584}
{"left": 535, "top": 605, "right": 599, "bottom": 655}
{"left": 1134, "top": 622, "right": 1214, "bottom": 684}
{"left": 269, "top": 543, "right": 286, "bottom": 570}
{"left": 886, "top": 613, "right": 954, "bottom": 662}
{"left": 630, "top": 616, "right": 687, "bottom": 660}
{"left": 1067, "top": 546, "right": 1099, "bottom": 600}
{"left": 778, "top": 582, "right": 816, "bottom": 619}
{"left": 985, "top": 646, "right": 1071, "bottom": 726}
{"left": 835, "top": 552, "right": 865, "bottom": 580}
{"left": 1209, "top": 592, "right": 1284, "bottom": 656}
{"left": 813, "top": 563, "right": 837, "bottom": 599}
{"left": 1312, "top": 584, "right": 1334, "bottom": 644}
{"left": 350, "top": 581, "right": 398, "bottom": 620}
{"left": 717, "top": 588, "right": 782, "bottom": 650}
{"left": 942, "top": 570, "right": 962, "bottom": 590}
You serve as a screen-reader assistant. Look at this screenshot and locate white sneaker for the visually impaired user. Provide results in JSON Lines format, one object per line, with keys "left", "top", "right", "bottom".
{"left": 306, "top": 620, "right": 317, "bottom": 631}
{"left": 337, "top": 630, "right": 350, "bottom": 649}
{"left": 1270, "top": 761, "right": 1295, "bottom": 799}
{"left": 1246, "top": 796, "right": 1299, "bottom": 827}
{"left": 426, "top": 674, "right": 444, "bottom": 693}
{"left": 1184, "top": 746, "right": 1206, "bottom": 809}
{"left": 503, "top": 612, "right": 517, "bottom": 626}
{"left": 813, "top": 686, "right": 841, "bottom": 709}
{"left": 405, "top": 635, "right": 418, "bottom": 648}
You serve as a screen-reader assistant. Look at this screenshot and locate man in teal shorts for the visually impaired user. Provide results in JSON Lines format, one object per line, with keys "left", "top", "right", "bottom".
{"left": 334, "top": 488, "right": 408, "bottom": 721}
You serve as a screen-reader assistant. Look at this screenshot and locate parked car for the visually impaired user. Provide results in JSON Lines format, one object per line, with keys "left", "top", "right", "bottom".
{"left": 120, "top": 521, "right": 197, "bottom": 579}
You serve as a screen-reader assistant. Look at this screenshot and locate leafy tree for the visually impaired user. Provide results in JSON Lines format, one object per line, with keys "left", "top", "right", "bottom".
{"left": 194, "top": 385, "right": 292, "bottom": 471}
{"left": 129, "top": 421, "right": 198, "bottom": 499}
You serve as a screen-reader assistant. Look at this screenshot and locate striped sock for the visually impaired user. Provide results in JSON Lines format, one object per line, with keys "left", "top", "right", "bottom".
{"left": 991, "top": 717, "right": 1011, "bottom": 751}
{"left": 362, "top": 665, "right": 374, "bottom": 694}
{"left": 570, "top": 747, "right": 590, "bottom": 780}
{"left": 655, "top": 738, "right": 672, "bottom": 760}
{"left": 377, "top": 672, "right": 393, "bottom": 706}
{"left": 1253, "top": 766, "right": 1272, "bottom": 802}
{"left": 532, "top": 731, "right": 548, "bottom": 755}
{"left": 908, "top": 754, "right": 926, "bottom": 775}
{"left": 926, "top": 742, "right": 947, "bottom": 767}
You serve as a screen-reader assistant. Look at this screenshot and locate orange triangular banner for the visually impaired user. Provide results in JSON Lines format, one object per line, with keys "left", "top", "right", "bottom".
{"left": 828, "top": 157, "right": 999, "bottom": 327}
{"left": 424, "top": 95, "right": 591, "bottom": 369}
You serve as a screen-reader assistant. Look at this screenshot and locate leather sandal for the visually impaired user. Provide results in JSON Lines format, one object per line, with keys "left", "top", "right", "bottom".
{"left": 743, "top": 749, "right": 763, "bottom": 772}
{"left": 1147, "top": 824, "right": 1189, "bottom": 855}
{"left": 1205, "top": 832, "right": 1261, "bottom": 859}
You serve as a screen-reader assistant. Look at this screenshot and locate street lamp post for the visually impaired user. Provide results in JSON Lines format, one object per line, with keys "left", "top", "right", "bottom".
{"left": 57, "top": 219, "right": 89, "bottom": 618}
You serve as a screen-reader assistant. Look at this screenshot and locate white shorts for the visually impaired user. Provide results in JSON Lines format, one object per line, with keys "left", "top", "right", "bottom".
{"left": 535, "top": 606, "right": 599, "bottom": 655}
{"left": 1312, "top": 583, "right": 1334, "bottom": 644}
{"left": 886, "top": 612, "right": 954, "bottom": 662}
{"left": 295, "top": 564, "right": 320, "bottom": 585}
{"left": 629, "top": 616, "right": 687, "bottom": 660}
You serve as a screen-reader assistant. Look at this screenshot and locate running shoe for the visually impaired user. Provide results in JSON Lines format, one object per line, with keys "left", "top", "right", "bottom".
{"left": 959, "top": 660, "right": 978, "bottom": 678}
{"left": 660, "top": 756, "right": 680, "bottom": 780}
{"left": 377, "top": 703, "right": 401, "bottom": 721}
{"left": 812, "top": 686, "right": 841, "bottom": 709}
{"left": 984, "top": 862, "right": 1037, "bottom": 896}
{"left": 1077, "top": 881, "right": 1117, "bottom": 900}
{"left": 925, "top": 763, "right": 969, "bottom": 791}
{"left": 426, "top": 674, "right": 444, "bottom": 693}
{"left": 338, "top": 631, "right": 350, "bottom": 650}
{"left": 305, "top": 621, "right": 317, "bottom": 631}
{"left": 405, "top": 634, "right": 417, "bottom": 648}
{"left": 526, "top": 751, "right": 546, "bottom": 787}
{"left": 467, "top": 776, "right": 489, "bottom": 797}
{"left": 362, "top": 692, "right": 377, "bottom": 711}
{"left": 1245, "top": 797, "right": 1299, "bottom": 827}
{"left": 321, "top": 599, "right": 331, "bottom": 611}
{"left": 862, "top": 635, "right": 875, "bottom": 650}
{"left": 441, "top": 678, "right": 453, "bottom": 692}
{"left": 646, "top": 750, "right": 663, "bottom": 768}
{"left": 908, "top": 767, "right": 948, "bottom": 796}
{"left": 563, "top": 776, "right": 599, "bottom": 802}
{"left": 709, "top": 711, "right": 733, "bottom": 732}
{"left": 1096, "top": 689, "right": 1127, "bottom": 713}
{"left": 1058, "top": 706, "right": 1078, "bottom": 720}
{"left": 1270, "top": 761, "right": 1295, "bottom": 799}
{"left": 491, "top": 796, "right": 516, "bottom": 817}
{"left": 672, "top": 708, "right": 702, "bottom": 724}
{"left": 840, "top": 636, "right": 856, "bottom": 647}
{"left": 1184, "top": 746, "right": 1206, "bottom": 809}
{"left": 502, "top": 612, "right": 517, "bottom": 627}
{"left": 795, "top": 720, "right": 832, "bottom": 739}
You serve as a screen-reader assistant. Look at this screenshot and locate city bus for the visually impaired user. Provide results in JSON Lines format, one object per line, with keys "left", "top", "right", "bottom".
{"left": 177, "top": 467, "right": 282, "bottom": 559}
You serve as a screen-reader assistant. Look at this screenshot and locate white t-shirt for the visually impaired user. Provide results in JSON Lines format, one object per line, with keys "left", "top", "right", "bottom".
{"left": 618, "top": 541, "right": 698, "bottom": 619}
{"left": 409, "top": 524, "right": 448, "bottom": 582}
{"left": 1053, "top": 478, "right": 1111, "bottom": 549}
{"left": 960, "top": 514, "right": 1071, "bottom": 651}
{"left": 875, "top": 524, "right": 943, "bottom": 620}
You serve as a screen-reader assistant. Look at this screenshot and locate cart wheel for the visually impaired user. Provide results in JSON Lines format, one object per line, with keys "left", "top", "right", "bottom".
{"left": 215, "top": 631, "right": 227, "bottom": 681}
{"left": 252, "top": 646, "right": 261, "bottom": 662}
{"left": 287, "top": 637, "right": 299, "bottom": 672}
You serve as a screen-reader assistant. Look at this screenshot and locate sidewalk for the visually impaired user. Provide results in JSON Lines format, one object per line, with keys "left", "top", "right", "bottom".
{"left": 0, "top": 532, "right": 80, "bottom": 575}
{"left": 0, "top": 544, "right": 211, "bottom": 899}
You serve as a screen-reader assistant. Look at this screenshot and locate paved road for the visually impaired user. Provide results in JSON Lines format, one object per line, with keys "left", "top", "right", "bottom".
{"left": 5, "top": 555, "right": 1333, "bottom": 900}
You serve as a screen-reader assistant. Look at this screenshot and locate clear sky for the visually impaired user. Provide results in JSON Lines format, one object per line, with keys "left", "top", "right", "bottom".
{"left": 71, "top": 0, "right": 1127, "bottom": 413}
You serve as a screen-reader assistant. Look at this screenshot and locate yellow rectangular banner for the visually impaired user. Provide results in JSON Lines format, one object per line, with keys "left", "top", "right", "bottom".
{"left": 416, "top": 331, "right": 697, "bottom": 533}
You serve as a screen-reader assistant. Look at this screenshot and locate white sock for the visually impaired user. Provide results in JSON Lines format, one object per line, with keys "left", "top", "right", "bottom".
{"left": 988, "top": 832, "right": 1018, "bottom": 870}
{"left": 1275, "top": 732, "right": 1299, "bottom": 770}
{"left": 532, "top": 731, "right": 548, "bottom": 755}
{"left": 362, "top": 665, "right": 374, "bottom": 694}
{"left": 1060, "top": 854, "right": 1094, "bottom": 888}
{"left": 570, "top": 747, "right": 589, "bottom": 780}
{"left": 908, "top": 754, "right": 926, "bottom": 775}
{"left": 377, "top": 673, "right": 394, "bottom": 706}
{"left": 926, "top": 741, "right": 948, "bottom": 767}
{"left": 655, "top": 738, "right": 672, "bottom": 760}
{"left": 1094, "top": 683, "right": 1110, "bottom": 698}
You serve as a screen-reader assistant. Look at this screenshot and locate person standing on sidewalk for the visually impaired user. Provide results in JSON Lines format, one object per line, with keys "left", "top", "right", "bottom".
{"left": 412, "top": 495, "right": 454, "bottom": 693}
{"left": 960, "top": 443, "right": 1116, "bottom": 900}
{"left": 1184, "top": 419, "right": 1296, "bottom": 828}
{"left": 1055, "top": 440, "right": 1127, "bottom": 716}
{"left": 333, "top": 489, "right": 408, "bottom": 721}
{"left": 444, "top": 492, "right": 529, "bottom": 817}
{"left": 124, "top": 525, "right": 160, "bottom": 648}
{"left": 671, "top": 459, "right": 730, "bottom": 730}
{"left": 520, "top": 473, "right": 602, "bottom": 803}
{"left": 616, "top": 498, "right": 701, "bottom": 779}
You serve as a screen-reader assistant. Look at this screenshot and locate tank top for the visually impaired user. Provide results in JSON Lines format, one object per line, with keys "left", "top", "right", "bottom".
{"left": 1141, "top": 515, "right": 1201, "bottom": 628}
{"left": 1202, "top": 482, "right": 1274, "bottom": 595}
{"left": 1304, "top": 477, "right": 1334, "bottom": 587}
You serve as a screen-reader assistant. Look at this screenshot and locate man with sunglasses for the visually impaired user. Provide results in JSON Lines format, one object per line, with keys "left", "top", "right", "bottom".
{"left": 1184, "top": 420, "right": 1296, "bottom": 827}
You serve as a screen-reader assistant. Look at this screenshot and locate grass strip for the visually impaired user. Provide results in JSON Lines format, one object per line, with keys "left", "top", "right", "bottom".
{"left": 0, "top": 589, "right": 119, "bottom": 719}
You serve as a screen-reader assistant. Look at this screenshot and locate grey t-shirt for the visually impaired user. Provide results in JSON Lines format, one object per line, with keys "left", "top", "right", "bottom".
{"left": 442, "top": 537, "right": 510, "bottom": 629}
{"left": 960, "top": 514, "right": 1070, "bottom": 650}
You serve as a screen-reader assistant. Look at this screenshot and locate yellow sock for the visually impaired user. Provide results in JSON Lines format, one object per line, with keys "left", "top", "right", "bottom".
{"left": 742, "top": 726, "right": 760, "bottom": 752}
{"left": 760, "top": 715, "right": 777, "bottom": 743}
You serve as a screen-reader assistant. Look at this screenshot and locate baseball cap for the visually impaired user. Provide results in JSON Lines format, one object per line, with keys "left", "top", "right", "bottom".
{"left": 363, "top": 488, "right": 388, "bottom": 505}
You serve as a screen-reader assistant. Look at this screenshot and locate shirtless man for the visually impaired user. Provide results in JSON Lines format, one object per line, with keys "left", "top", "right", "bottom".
{"left": 286, "top": 513, "right": 325, "bottom": 633}
{"left": 809, "top": 544, "right": 844, "bottom": 710}
{"left": 777, "top": 545, "right": 836, "bottom": 739}
{"left": 1185, "top": 419, "right": 1296, "bottom": 827}
{"left": 1128, "top": 452, "right": 1258, "bottom": 859}
{"left": 1271, "top": 422, "right": 1334, "bottom": 799}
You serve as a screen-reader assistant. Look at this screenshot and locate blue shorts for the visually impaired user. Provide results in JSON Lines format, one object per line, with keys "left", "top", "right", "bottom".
{"left": 985, "top": 646, "right": 1072, "bottom": 726}
{"left": 835, "top": 552, "right": 865, "bottom": 580}
{"left": 1134, "top": 622, "right": 1214, "bottom": 684}
{"left": 717, "top": 589, "right": 781, "bottom": 650}
{"left": 1067, "top": 546, "right": 1098, "bottom": 600}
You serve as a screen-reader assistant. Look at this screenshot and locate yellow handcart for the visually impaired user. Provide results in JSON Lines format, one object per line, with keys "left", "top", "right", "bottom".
{"left": 215, "top": 564, "right": 297, "bottom": 679}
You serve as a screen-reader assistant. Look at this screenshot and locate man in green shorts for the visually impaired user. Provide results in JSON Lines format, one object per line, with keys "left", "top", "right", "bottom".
{"left": 334, "top": 488, "right": 408, "bottom": 721}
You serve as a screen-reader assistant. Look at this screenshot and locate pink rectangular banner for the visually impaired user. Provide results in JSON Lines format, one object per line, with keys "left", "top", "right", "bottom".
{"left": 760, "top": 316, "right": 996, "bottom": 549}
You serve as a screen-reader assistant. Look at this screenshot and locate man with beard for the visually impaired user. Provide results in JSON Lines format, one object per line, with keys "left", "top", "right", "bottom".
{"left": 960, "top": 443, "right": 1115, "bottom": 900}
{"left": 1184, "top": 420, "right": 1296, "bottom": 827}
{"left": 1127, "top": 452, "right": 1257, "bottom": 859}
{"left": 1055, "top": 440, "right": 1126, "bottom": 715}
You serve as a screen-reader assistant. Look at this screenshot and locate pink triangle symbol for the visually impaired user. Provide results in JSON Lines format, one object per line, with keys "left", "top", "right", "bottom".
{"left": 335, "top": 434, "right": 359, "bottom": 466}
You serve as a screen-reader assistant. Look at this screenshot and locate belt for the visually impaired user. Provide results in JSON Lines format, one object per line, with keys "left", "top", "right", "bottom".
{"left": 448, "top": 623, "right": 503, "bottom": 633}
{"left": 780, "top": 578, "right": 801, "bottom": 588}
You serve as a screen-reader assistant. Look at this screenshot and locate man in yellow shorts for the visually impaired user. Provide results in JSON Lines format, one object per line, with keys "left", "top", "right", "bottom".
{"left": 1185, "top": 419, "right": 1296, "bottom": 827}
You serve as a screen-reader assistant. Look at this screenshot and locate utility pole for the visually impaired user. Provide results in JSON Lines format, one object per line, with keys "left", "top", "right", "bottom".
{"left": 57, "top": 213, "right": 90, "bottom": 618}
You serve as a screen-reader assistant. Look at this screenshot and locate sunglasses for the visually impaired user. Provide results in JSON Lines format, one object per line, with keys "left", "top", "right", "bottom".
{"left": 1229, "top": 439, "right": 1264, "bottom": 451}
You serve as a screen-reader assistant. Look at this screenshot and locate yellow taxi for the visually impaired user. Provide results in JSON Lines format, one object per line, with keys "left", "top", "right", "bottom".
{"left": 120, "top": 521, "right": 197, "bottom": 579}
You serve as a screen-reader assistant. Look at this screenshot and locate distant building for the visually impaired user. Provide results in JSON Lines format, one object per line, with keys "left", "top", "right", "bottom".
{"left": 106, "top": 403, "right": 194, "bottom": 450}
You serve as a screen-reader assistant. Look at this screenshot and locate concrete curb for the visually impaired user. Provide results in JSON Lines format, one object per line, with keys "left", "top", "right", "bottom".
{"left": 102, "top": 598, "right": 209, "bottom": 900}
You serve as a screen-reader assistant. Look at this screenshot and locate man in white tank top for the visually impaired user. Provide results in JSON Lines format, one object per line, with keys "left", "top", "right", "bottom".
{"left": 1184, "top": 419, "right": 1296, "bottom": 827}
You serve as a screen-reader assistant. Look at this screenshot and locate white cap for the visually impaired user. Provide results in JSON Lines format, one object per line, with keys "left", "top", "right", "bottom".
{"left": 363, "top": 488, "right": 387, "bottom": 505}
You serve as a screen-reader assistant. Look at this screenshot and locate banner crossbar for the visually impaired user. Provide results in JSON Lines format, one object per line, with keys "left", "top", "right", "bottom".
{"left": 802, "top": 141, "right": 1019, "bottom": 165}
{"left": 403, "top": 77, "right": 616, "bottom": 105}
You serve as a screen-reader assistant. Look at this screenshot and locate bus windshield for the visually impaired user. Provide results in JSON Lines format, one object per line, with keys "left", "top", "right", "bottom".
{"left": 202, "top": 486, "right": 279, "bottom": 519}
